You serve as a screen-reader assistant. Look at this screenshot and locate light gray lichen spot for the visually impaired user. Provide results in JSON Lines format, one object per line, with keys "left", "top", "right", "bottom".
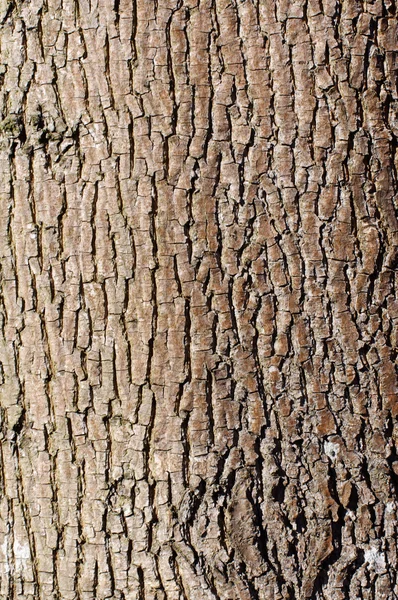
{"left": 364, "top": 547, "right": 386, "bottom": 574}
{"left": 324, "top": 441, "right": 339, "bottom": 460}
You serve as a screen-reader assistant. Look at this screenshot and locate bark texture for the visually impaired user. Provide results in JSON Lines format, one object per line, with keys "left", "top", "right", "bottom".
{"left": 0, "top": 0, "right": 398, "bottom": 598}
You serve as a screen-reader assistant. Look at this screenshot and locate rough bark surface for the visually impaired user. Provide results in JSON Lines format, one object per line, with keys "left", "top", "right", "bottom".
{"left": 0, "top": 0, "right": 397, "bottom": 598}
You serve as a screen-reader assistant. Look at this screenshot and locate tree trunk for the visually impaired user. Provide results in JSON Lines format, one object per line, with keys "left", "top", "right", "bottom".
{"left": 0, "top": 0, "right": 397, "bottom": 598}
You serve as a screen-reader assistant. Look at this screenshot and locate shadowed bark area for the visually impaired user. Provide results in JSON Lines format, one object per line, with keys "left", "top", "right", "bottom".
{"left": 0, "top": 0, "right": 397, "bottom": 598}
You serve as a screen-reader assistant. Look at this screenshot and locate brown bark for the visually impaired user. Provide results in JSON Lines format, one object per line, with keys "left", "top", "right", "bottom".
{"left": 0, "top": 0, "right": 397, "bottom": 598}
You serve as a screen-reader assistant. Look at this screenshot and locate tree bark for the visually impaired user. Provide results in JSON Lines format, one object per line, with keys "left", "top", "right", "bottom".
{"left": 0, "top": 0, "right": 397, "bottom": 598}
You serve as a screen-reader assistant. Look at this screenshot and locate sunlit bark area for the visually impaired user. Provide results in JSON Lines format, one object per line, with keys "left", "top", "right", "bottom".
{"left": 0, "top": 0, "right": 397, "bottom": 598}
